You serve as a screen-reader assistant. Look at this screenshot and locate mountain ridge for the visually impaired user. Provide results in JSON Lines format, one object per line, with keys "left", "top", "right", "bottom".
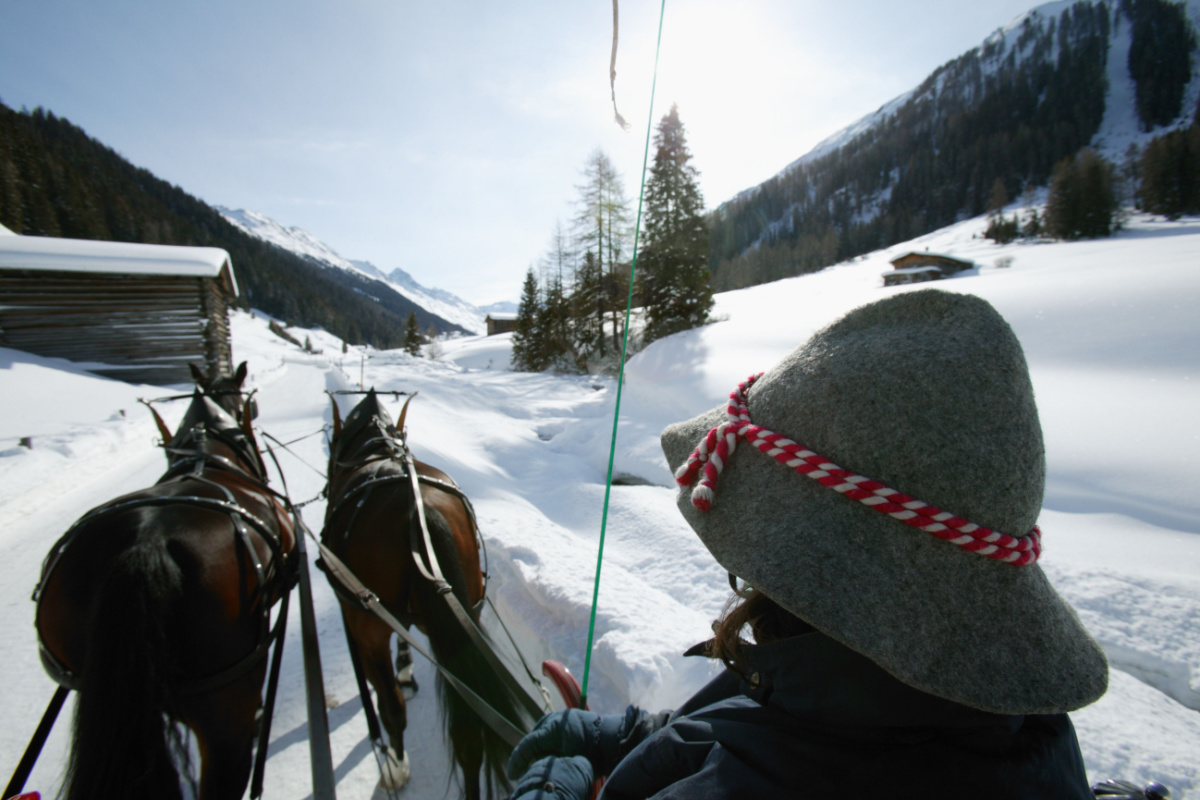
{"left": 217, "top": 207, "right": 486, "bottom": 335}
{"left": 0, "top": 101, "right": 470, "bottom": 347}
{"left": 710, "top": 0, "right": 1200, "bottom": 291}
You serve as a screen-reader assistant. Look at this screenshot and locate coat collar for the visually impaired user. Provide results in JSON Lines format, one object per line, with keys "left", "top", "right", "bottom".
{"left": 736, "top": 632, "right": 1025, "bottom": 734}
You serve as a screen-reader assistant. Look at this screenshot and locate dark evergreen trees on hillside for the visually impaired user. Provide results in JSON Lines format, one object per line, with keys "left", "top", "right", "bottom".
{"left": 1045, "top": 148, "right": 1118, "bottom": 239}
{"left": 1122, "top": 0, "right": 1197, "bottom": 130}
{"left": 0, "top": 102, "right": 463, "bottom": 349}
{"left": 638, "top": 105, "right": 712, "bottom": 344}
{"left": 1140, "top": 122, "right": 1200, "bottom": 217}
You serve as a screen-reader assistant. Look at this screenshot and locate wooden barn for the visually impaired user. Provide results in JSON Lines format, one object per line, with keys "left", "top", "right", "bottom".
{"left": 485, "top": 313, "right": 517, "bottom": 336}
{"left": 0, "top": 225, "right": 239, "bottom": 385}
{"left": 883, "top": 251, "right": 976, "bottom": 287}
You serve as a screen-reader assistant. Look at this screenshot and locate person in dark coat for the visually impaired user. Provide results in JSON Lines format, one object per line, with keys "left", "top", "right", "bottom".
{"left": 506, "top": 289, "right": 1108, "bottom": 799}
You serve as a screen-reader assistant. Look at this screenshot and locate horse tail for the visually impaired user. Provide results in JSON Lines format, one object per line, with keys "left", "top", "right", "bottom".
{"left": 418, "top": 512, "right": 525, "bottom": 800}
{"left": 64, "top": 534, "right": 189, "bottom": 800}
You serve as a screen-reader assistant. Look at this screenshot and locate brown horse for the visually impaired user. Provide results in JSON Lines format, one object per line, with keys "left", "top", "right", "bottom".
{"left": 33, "top": 362, "right": 296, "bottom": 800}
{"left": 323, "top": 391, "right": 537, "bottom": 800}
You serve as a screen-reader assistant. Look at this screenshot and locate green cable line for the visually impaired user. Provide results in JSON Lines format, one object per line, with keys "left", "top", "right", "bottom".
{"left": 580, "top": 0, "right": 667, "bottom": 705}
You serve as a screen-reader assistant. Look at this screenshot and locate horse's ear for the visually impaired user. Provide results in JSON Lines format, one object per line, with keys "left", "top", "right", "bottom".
{"left": 140, "top": 398, "right": 174, "bottom": 444}
{"left": 396, "top": 392, "right": 418, "bottom": 434}
{"left": 189, "top": 362, "right": 207, "bottom": 386}
{"left": 241, "top": 388, "right": 259, "bottom": 424}
{"left": 234, "top": 361, "right": 248, "bottom": 386}
{"left": 241, "top": 399, "right": 256, "bottom": 440}
{"left": 328, "top": 392, "right": 343, "bottom": 440}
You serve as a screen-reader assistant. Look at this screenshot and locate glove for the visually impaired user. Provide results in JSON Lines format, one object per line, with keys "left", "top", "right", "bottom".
{"left": 507, "top": 708, "right": 636, "bottom": 779}
{"left": 508, "top": 755, "right": 594, "bottom": 800}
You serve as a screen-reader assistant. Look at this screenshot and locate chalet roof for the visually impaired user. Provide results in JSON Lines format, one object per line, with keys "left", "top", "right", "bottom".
{"left": 0, "top": 234, "right": 238, "bottom": 296}
{"left": 485, "top": 312, "right": 517, "bottom": 321}
{"left": 888, "top": 251, "right": 974, "bottom": 268}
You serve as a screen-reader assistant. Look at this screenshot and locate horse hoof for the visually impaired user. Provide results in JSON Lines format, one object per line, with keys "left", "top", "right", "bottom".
{"left": 396, "top": 665, "right": 419, "bottom": 695}
{"left": 379, "top": 747, "right": 410, "bottom": 791}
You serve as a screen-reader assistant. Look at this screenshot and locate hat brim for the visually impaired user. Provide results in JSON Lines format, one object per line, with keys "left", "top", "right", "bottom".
{"left": 662, "top": 405, "right": 1108, "bottom": 715}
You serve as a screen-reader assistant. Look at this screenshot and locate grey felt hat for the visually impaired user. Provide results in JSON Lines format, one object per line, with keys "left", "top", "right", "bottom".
{"left": 661, "top": 289, "right": 1107, "bottom": 714}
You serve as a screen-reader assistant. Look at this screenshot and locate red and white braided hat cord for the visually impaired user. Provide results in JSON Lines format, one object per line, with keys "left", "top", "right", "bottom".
{"left": 674, "top": 374, "right": 1042, "bottom": 566}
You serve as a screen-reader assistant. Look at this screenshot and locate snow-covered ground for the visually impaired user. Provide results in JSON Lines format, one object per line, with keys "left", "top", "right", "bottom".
{"left": 2, "top": 210, "right": 1198, "bottom": 798}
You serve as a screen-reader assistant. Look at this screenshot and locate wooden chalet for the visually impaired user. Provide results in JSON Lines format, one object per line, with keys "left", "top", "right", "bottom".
{"left": 883, "top": 251, "right": 976, "bottom": 287}
{"left": 485, "top": 313, "right": 517, "bottom": 336}
{"left": 889, "top": 251, "right": 975, "bottom": 273}
{"left": 0, "top": 225, "right": 239, "bottom": 385}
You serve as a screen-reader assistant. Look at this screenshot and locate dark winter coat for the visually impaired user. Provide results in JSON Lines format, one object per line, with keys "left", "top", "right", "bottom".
{"left": 600, "top": 631, "right": 1094, "bottom": 800}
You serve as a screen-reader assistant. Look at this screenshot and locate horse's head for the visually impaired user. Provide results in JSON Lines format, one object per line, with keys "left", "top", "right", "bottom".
{"left": 169, "top": 361, "right": 266, "bottom": 479}
{"left": 327, "top": 390, "right": 415, "bottom": 475}
{"left": 189, "top": 361, "right": 256, "bottom": 424}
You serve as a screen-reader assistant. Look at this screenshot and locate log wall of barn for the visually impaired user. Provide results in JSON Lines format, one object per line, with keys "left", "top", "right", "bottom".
{"left": 0, "top": 270, "right": 234, "bottom": 385}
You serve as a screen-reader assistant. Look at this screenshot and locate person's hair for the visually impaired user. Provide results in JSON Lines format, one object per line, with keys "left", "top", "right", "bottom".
{"left": 710, "top": 585, "right": 814, "bottom": 678}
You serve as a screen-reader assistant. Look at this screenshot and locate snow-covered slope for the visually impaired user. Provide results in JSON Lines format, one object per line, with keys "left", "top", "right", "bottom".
{"left": 3, "top": 207, "right": 1198, "bottom": 798}
{"left": 218, "top": 206, "right": 488, "bottom": 335}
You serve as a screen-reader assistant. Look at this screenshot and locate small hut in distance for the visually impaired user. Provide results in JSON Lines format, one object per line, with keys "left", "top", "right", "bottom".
{"left": 485, "top": 313, "right": 517, "bottom": 336}
{"left": 883, "top": 251, "right": 975, "bottom": 287}
{"left": 0, "top": 224, "right": 238, "bottom": 385}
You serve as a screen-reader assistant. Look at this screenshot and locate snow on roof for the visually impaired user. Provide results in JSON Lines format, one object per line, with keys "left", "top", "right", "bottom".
{"left": 0, "top": 234, "right": 237, "bottom": 295}
{"left": 485, "top": 312, "right": 517, "bottom": 321}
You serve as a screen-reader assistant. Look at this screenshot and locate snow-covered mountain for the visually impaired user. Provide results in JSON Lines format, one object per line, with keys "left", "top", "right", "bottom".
{"left": 713, "top": 0, "right": 1200, "bottom": 281}
{"left": 477, "top": 300, "right": 519, "bottom": 316}
{"left": 793, "top": 0, "right": 1200, "bottom": 177}
{"left": 217, "top": 207, "right": 488, "bottom": 335}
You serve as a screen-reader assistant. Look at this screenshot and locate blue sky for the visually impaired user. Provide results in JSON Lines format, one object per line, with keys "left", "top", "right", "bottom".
{"left": 1, "top": 0, "right": 1040, "bottom": 304}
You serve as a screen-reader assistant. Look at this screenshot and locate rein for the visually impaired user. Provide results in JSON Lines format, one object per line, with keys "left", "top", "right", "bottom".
{"left": 582, "top": 0, "right": 667, "bottom": 705}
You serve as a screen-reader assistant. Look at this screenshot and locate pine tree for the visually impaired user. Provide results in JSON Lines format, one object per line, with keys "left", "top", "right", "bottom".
{"left": 1141, "top": 124, "right": 1200, "bottom": 218}
{"left": 511, "top": 268, "right": 545, "bottom": 371}
{"left": 539, "top": 269, "right": 574, "bottom": 371}
{"left": 638, "top": 105, "right": 713, "bottom": 344}
{"left": 571, "top": 252, "right": 604, "bottom": 369}
{"left": 403, "top": 311, "right": 422, "bottom": 356}
{"left": 1046, "top": 148, "right": 1117, "bottom": 239}
{"left": 572, "top": 150, "right": 631, "bottom": 356}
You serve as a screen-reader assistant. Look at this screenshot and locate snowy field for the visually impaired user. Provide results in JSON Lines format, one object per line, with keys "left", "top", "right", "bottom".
{"left": 2, "top": 210, "right": 1198, "bottom": 799}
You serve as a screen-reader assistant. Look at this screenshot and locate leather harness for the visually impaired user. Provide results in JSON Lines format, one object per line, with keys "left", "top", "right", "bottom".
{"left": 33, "top": 395, "right": 297, "bottom": 697}
{"left": 319, "top": 410, "right": 550, "bottom": 746}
